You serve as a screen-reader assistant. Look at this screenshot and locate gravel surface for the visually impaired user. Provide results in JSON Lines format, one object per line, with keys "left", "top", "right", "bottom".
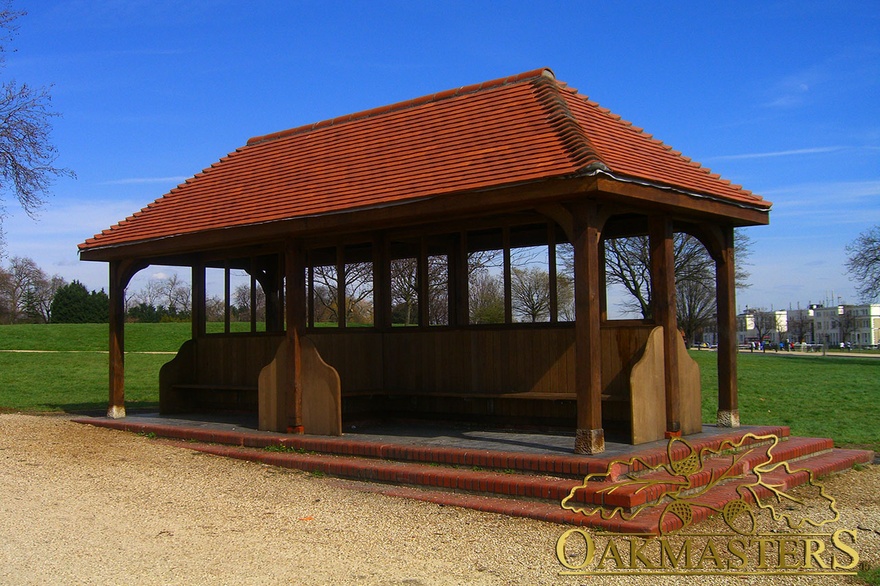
{"left": 0, "top": 413, "right": 877, "bottom": 585}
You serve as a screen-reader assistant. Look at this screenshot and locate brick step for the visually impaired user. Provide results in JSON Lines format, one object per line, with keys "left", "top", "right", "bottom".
{"left": 176, "top": 441, "right": 585, "bottom": 504}
{"left": 73, "top": 417, "right": 872, "bottom": 535}
{"left": 578, "top": 436, "right": 836, "bottom": 510}
{"left": 71, "top": 417, "right": 790, "bottom": 479}
{"left": 641, "top": 447, "right": 874, "bottom": 535}
{"left": 166, "top": 439, "right": 872, "bottom": 535}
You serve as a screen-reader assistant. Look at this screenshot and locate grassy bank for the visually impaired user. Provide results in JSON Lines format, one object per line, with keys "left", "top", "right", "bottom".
{"left": 1, "top": 324, "right": 877, "bottom": 451}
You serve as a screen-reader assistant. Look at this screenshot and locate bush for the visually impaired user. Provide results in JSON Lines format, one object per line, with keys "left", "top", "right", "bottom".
{"left": 50, "top": 281, "right": 109, "bottom": 323}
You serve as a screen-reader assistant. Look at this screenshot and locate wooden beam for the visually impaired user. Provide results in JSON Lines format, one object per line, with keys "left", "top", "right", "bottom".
{"left": 649, "top": 215, "right": 681, "bottom": 435}
{"left": 79, "top": 173, "right": 770, "bottom": 263}
{"left": 571, "top": 202, "right": 604, "bottom": 454}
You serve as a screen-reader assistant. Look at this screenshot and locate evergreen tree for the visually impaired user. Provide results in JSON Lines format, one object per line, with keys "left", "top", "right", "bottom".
{"left": 50, "top": 281, "right": 108, "bottom": 323}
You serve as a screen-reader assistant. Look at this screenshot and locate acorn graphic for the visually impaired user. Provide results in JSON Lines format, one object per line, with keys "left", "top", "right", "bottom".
{"left": 667, "top": 437, "right": 702, "bottom": 478}
{"left": 661, "top": 501, "right": 694, "bottom": 533}
{"left": 722, "top": 498, "right": 757, "bottom": 535}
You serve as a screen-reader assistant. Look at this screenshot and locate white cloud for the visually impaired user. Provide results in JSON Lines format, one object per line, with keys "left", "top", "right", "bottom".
{"left": 708, "top": 146, "right": 845, "bottom": 161}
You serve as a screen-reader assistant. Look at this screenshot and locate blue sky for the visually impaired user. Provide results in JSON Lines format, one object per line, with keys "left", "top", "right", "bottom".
{"left": 2, "top": 0, "right": 878, "bottom": 312}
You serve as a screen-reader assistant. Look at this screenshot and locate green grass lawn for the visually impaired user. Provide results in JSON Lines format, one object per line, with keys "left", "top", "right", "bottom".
{"left": 691, "top": 350, "right": 879, "bottom": 451}
{"left": 0, "top": 324, "right": 877, "bottom": 451}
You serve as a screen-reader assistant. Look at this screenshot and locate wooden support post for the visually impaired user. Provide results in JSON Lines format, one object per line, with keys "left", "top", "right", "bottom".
{"left": 307, "top": 252, "right": 315, "bottom": 329}
{"left": 503, "top": 226, "right": 512, "bottom": 323}
{"left": 571, "top": 203, "right": 604, "bottom": 454}
{"left": 649, "top": 215, "right": 681, "bottom": 435}
{"left": 598, "top": 238, "right": 608, "bottom": 322}
{"left": 453, "top": 231, "right": 469, "bottom": 326}
{"left": 223, "top": 261, "right": 231, "bottom": 333}
{"left": 374, "top": 236, "right": 392, "bottom": 330}
{"left": 265, "top": 254, "right": 284, "bottom": 332}
{"left": 548, "top": 224, "right": 558, "bottom": 323}
{"left": 336, "top": 245, "right": 346, "bottom": 328}
{"left": 418, "top": 238, "right": 429, "bottom": 326}
{"left": 250, "top": 258, "right": 257, "bottom": 333}
{"left": 191, "top": 262, "right": 206, "bottom": 339}
{"left": 108, "top": 260, "right": 138, "bottom": 419}
{"left": 371, "top": 235, "right": 386, "bottom": 329}
{"left": 285, "top": 242, "right": 306, "bottom": 432}
{"left": 716, "top": 226, "right": 740, "bottom": 427}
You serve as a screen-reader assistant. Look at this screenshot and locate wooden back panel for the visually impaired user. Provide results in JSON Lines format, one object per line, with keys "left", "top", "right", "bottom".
{"left": 193, "top": 334, "right": 285, "bottom": 386}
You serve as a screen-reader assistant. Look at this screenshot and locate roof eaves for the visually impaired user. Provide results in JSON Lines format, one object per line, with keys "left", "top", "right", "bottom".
{"left": 587, "top": 167, "right": 772, "bottom": 212}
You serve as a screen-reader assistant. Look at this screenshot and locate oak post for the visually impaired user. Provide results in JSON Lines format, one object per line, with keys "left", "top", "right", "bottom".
{"left": 548, "top": 224, "right": 558, "bottom": 323}
{"left": 649, "top": 215, "right": 681, "bottom": 435}
{"left": 285, "top": 241, "right": 306, "bottom": 432}
{"left": 571, "top": 202, "right": 604, "bottom": 454}
{"left": 454, "top": 231, "right": 469, "bottom": 326}
{"left": 108, "top": 260, "right": 138, "bottom": 419}
{"left": 503, "top": 226, "right": 512, "bottom": 323}
{"left": 191, "top": 261, "right": 206, "bottom": 339}
{"left": 336, "top": 245, "right": 346, "bottom": 328}
{"left": 418, "top": 238, "right": 429, "bottom": 326}
{"left": 716, "top": 226, "right": 740, "bottom": 427}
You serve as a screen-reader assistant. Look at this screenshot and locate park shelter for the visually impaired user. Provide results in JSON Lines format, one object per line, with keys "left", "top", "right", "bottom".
{"left": 79, "top": 68, "right": 770, "bottom": 454}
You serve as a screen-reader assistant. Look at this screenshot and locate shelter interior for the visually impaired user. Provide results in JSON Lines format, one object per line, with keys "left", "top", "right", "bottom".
{"left": 119, "top": 205, "right": 730, "bottom": 454}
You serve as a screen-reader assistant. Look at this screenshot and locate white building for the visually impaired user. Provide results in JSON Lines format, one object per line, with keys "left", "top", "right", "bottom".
{"left": 813, "top": 304, "right": 880, "bottom": 348}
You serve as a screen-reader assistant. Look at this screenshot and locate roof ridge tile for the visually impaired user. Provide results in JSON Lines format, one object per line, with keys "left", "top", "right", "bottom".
{"left": 531, "top": 77, "right": 607, "bottom": 172}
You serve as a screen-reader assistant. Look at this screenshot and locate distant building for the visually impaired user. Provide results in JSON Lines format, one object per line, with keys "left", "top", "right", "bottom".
{"left": 736, "top": 308, "right": 788, "bottom": 345}
{"left": 813, "top": 304, "right": 880, "bottom": 347}
{"left": 736, "top": 304, "right": 880, "bottom": 348}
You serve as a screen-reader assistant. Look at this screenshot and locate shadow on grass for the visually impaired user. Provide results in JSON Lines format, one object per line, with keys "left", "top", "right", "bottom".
{"left": 15, "top": 401, "right": 161, "bottom": 416}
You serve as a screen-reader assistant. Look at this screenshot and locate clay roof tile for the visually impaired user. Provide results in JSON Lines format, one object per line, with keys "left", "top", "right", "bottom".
{"left": 80, "top": 68, "right": 768, "bottom": 252}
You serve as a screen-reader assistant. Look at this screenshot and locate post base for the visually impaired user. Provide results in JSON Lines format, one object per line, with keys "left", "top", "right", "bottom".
{"left": 575, "top": 428, "right": 605, "bottom": 454}
{"left": 717, "top": 409, "right": 740, "bottom": 428}
{"left": 107, "top": 404, "right": 126, "bottom": 419}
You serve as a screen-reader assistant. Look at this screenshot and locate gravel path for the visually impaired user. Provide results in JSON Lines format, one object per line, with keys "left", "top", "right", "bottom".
{"left": 0, "top": 413, "right": 877, "bottom": 585}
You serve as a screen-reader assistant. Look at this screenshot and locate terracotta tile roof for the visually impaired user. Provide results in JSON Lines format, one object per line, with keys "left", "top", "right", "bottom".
{"left": 80, "top": 68, "right": 769, "bottom": 252}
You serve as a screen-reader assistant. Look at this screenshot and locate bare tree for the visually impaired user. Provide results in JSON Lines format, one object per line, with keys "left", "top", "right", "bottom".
{"left": 205, "top": 295, "right": 224, "bottom": 322}
{"left": 468, "top": 270, "right": 504, "bottom": 324}
{"left": 845, "top": 225, "right": 880, "bottom": 302}
{"left": 25, "top": 272, "right": 64, "bottom": 322}
{"left": 676, "top": 277, "right": 715, "bottom": 347}
{"left": 158, "top": 273, "right": 191, "bottom": 313}
{"left": 602, "top": 230, "right": 752, "bottom": 319}
{"left": 751, "top": 309, "right": 779, "bottom": 348}
{"left": 0, "top": 6, "right": 73, "bottom": 248}
{"left": 127, "top": 278, "right": 163, "bottom": 311}
{"left": 786, "top": 310, "right": 811, "bottom": 343}
{"left": 313, "top": 263, "right": 373, "bottom": 324}
{"left": 510, "top": 266, "right": 551, "bottom": 323}
{"left": 0, "top": 256, "right": 64, "bottom": 323}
